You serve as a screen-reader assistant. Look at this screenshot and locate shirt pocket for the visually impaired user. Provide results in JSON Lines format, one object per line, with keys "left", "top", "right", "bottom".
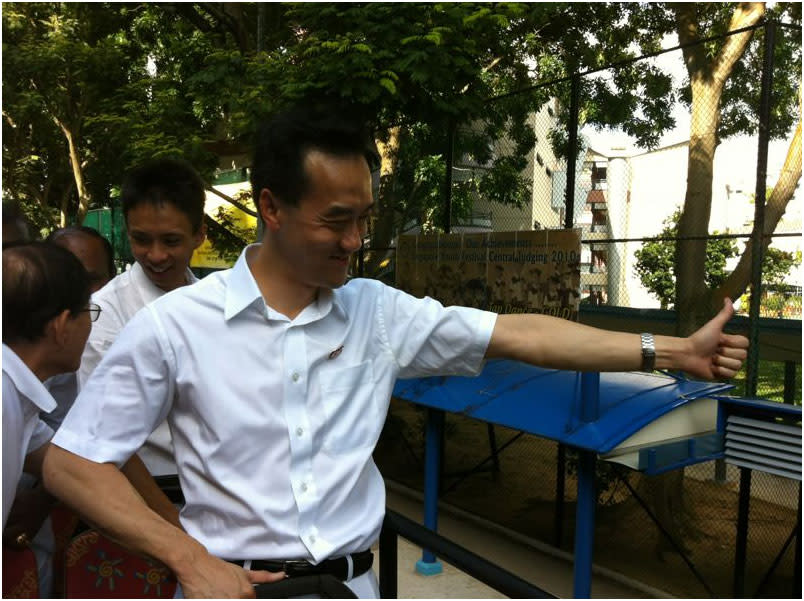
{"left": 318, "top": 360, "right": 380, "bottom": 454}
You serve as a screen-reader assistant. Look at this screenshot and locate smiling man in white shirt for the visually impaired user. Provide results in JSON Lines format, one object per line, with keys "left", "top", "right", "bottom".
{"left": 78, "top": 158, "right": 207, "bottom": 478}
{"left": 44, "top": 106, "right": 749, "bottom": 599}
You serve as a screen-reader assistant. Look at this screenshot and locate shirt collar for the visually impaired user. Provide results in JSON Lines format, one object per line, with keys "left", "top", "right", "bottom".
{"left": 129, "top": 262, "right": 198, "bottom": 305}
{"left": 223, "top": 244, "right": 348, "bottom": 323}
{"left": 224, "top": 245, "right": 267, "bottom": 320}
{"left": 2, "top": 344, "right": 57, "bottom": 413}
{"left": 327, "top": 286, "right": 348, "bottom": 322}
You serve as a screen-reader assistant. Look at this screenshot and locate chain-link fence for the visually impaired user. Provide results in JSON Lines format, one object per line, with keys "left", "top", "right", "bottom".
{"left": 369, "top": 20, "right": 801, "bottom": 598}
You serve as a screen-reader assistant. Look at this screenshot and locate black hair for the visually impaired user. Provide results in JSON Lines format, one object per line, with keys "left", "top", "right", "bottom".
{"left": 47, "top": 225, "right": 116, "bottom": 280}
{"left": 120, "top": 158, "right": 206, "bottom": 233}
{"left": 250, "top": 105, "right": 379, "bottom": 208}
{"left": 3, "top": 241, "right": 91, "bottom": 344}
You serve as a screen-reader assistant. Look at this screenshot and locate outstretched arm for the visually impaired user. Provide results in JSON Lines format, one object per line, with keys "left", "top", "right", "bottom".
{"left": 486, "top": 297, "right": 748, "bottom": 380}
{"left": 43, "top": 445, "right": 284, "bottom": 598}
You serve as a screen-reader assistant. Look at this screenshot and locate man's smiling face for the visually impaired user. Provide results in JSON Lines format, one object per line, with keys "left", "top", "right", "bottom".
{"left": 271, "top": 150, "right": 374, "bottom": 291}
{"left": 126, "top": 202, "right": 205, "bottom": 292}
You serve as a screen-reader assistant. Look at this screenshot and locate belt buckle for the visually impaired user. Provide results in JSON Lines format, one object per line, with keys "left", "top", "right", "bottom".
{"left": 282, "top": 560, "right": 311, "bottom": 577}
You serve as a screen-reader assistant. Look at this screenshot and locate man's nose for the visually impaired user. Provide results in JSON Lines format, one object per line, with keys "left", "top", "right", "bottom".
{"left": 146, "top": 243, "right": 169, "bottom": 264}
{"left": 341, "top": 222, "right": 363, "bottom": 253}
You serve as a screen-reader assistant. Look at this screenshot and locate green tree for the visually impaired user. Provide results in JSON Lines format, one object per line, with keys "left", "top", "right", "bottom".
{"left": 4, "top": 2, "right": 799, "bottom": 287}
{"left": 739, "top": 247, "right": 800, "bottom": 317}
{"left": 2, "top": 3, "right": 144, "bottom": 225}
{"left": 635, "top": 210, "right": 797, "bottom": 314}
{"left": 2, "top": 2, "right": 261, "bottom": 232}
{"left": 670, "top": 3, "right": 801, "bottom": 335}
{"left": 548, "top": 3, "right": 801, "bottom": 334}
{"left": 634, "top": 210, "right": 740, "bottom": 309}
{"left": 260, "top": 2, "right": 703, "bottom": 274}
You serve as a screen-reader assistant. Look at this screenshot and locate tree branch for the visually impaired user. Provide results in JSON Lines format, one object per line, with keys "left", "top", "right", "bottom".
{"left": 205, "top": 186, "right": 258, "bottom": 218}
{"left": 3, "top": 110, "right": 17, "bottom": 128}
{"left": 717, "top": 115, "right": 802, "bottom": 303}
{"left": 674, "top": 4, "right": 706, "bottom": 80}
{"left": 711, "top": 2, "right": 764, "bottom": 85}
{"left": 163, "top": 3, "right": 215, "bottom": 34}
{"left": 197, "top": 2, "right": 251, "bottom": 52}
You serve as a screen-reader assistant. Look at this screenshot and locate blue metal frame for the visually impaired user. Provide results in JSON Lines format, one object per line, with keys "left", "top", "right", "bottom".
{"left": 417, "top": 409, "right": 444, "bottom": 575}
{"left": 394, "top": 360, "right": 735, "bottom": 597}
{"left": 572, "top": 372, "right": 600, "bottom": 596}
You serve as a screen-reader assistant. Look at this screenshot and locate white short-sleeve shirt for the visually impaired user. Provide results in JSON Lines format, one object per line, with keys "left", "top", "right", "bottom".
{"left": 2, "top": 345, "right": 56, "bottom": 528}
{"left": 78, "top": 261, "right": 198, "bottom": 476}
{"left": 54, "top": 244, "right": 497, "bottom": 562}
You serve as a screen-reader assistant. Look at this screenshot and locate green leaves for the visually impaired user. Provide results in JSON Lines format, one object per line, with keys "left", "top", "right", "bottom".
{"left": 634, "top": 209, "right": 740, "bottom": 308}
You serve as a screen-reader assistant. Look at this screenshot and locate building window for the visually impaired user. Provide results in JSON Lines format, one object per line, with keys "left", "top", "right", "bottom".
{"left": 583, "top": 285, "right": 607, "bottom": 305}
{"left": 592, "top": 164, "right": 607, "bottom": 188}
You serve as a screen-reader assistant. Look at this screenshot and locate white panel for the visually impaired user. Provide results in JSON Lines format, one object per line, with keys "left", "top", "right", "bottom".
{"left": 603, "top": 397, "right": 718, "bottom": 457}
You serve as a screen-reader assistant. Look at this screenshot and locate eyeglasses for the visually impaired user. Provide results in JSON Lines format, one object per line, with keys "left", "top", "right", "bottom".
{"left": 78, "top": 303, "right": 102, "bottom": 322}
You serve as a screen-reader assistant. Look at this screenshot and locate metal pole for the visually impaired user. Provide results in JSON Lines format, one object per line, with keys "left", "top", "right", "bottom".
{"left": 417, "top": 409, "right": 444, "bottom": 574}
{"left": 564, "top": 73, "right": 581, "bottom": 229}
{"left": 573, "top": 449, "right": 596, "bottom": 598}
{"left": 573, "top": 371, "right": 600, "bottom": 598}
{"left": 554, "top": 443, "right": 566, "bottom": 548}
{"left": 378, "top": 519, "right": 398, "bottom": 598}
{"left": 579, "top": 372, "right": 600, "bottom": 422}
{"left": 746, "top": 20, "right": 776, "bottom": 396}
{"left": 443, "top": 121, "right": 455, "bottom": 234}
{"left": 733, "top": 467, "right": 752, "bottom": 597}
{"left": 795, "top": 484, "right": 802, "bottom": 599}
{"left": 783, "top": 361, "right": 796, "bottom": 405}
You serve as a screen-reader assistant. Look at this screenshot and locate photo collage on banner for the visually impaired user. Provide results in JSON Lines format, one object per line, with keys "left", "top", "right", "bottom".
{"left": 396, "top": 229, "right": 582, "bottom": 322}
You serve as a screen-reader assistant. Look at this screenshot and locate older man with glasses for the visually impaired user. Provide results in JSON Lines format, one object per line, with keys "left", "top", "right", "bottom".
{"left": 2, "top": 242, "right": 176, "bottom": 597}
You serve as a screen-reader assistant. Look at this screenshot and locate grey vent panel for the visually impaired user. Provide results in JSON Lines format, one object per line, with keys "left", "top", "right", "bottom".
{"left": 725, "top": 414, "right": 801, "bottom": 481}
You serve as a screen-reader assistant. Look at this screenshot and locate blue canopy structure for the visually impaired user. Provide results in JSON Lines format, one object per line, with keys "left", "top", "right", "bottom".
{"left": 393, "top": 359, "right": 734, "bottom": 454}
{"left": 391, "top": 359, "right": 739, "bottom": 597}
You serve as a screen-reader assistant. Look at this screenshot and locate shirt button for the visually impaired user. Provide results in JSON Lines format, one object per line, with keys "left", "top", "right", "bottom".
{"left": 296, "top": 427, "right": 304, "bottom": 437}
{"left": 309, "top": 535, "right": 316, "bottom": 544}
{"left": 301, "top": 482, "right": 308, "bottom": 492}
{"left": 292, "top": 372, "right": 300, "bottom": 382}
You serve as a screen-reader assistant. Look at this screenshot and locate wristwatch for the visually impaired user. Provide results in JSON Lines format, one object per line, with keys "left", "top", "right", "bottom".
{"left": 640, "top": 333, "right": 656, "bottom": 372}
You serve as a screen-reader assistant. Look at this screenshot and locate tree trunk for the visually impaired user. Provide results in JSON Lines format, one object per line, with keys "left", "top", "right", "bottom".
{"left": 59, "top": 193, "right": 71, "bottom": 229}
{"left": 718, "top": 115, "right": 803, "bottom": 301}
{"left": 55, "top": 118, "right": 90, "bottom": 225}
{"left": 673, "top": 2, "right": 765, "bottom": 335}
{"left": 651, "top": 3, "right": 766, "bottom": 558}
{"left": 366, "top": 126, "right": 401, "bottom": 276}
{"left": 675, "top": 82, "right": 721, "bottom": 335}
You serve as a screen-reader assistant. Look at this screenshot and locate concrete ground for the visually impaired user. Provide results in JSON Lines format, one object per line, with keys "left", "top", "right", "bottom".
{"left": 374, "top": 481, "right": 673, "bottom": 599}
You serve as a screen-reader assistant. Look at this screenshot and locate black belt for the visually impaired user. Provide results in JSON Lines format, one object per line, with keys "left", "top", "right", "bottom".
{"left": 229, "top": 550, "right": 373, "bottom": 581}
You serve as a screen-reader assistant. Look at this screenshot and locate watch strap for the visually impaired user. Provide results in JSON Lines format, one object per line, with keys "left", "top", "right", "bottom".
{"left": 640, "top": 333, "right": 656, "bottom": 372}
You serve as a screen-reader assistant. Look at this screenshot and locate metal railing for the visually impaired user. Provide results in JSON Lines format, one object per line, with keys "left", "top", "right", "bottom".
{"left": 378, "top": 509, "right": 555, "bottom": 599}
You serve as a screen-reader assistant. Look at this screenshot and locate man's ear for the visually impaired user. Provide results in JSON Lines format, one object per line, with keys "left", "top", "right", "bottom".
{"left": 46, "top": 310, "right": 72, "bottom": 348}
{"left": 193, "top": 222, "right": 208, "bottom": 250}
{"left": 258, "top": 188, "right": 282, "bottom": 232}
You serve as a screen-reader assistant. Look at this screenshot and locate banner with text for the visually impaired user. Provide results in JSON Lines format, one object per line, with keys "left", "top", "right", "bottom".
{"left": 396, "top": 230, "right": 581, "bottom": 321}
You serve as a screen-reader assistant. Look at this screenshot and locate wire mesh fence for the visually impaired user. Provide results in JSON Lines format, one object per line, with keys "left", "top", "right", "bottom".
{"left": 369, "top": 20, "right": 801, "bottom": 598}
